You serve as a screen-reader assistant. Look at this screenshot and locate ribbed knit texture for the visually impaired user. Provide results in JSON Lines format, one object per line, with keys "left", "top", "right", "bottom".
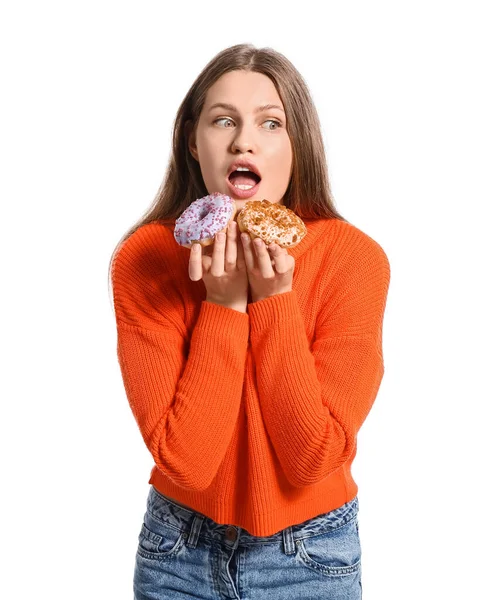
{"left": 111, "top": 217, "right": 390, "bottom": 536}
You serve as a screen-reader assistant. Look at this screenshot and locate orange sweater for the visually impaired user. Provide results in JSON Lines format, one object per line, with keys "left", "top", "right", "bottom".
{"left": 111, "top": 216, "right": 390, "bottom": 536}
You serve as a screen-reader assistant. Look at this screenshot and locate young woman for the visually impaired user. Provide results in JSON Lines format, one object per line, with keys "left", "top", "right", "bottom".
{"left": 109, "top": 43, "right": 390, "bottom": 599}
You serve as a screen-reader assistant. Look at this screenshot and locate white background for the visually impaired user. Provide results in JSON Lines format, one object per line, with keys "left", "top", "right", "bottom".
{"left": 1, "top": 1, "right": 492, "bottom": 598}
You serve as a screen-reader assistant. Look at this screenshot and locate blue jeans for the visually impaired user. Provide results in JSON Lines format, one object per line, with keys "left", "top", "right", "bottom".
{"left": 134, "top": 485, "right": 362, "bottom": 599}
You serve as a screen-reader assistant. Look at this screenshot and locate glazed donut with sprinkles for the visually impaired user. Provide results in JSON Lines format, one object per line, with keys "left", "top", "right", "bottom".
{"left": 173, "top": 192, "right": 237, "bottom": 248}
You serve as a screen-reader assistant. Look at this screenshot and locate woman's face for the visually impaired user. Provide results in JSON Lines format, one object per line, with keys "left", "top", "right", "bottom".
{"left": 188, "top": 70, "right": 293, "bottom": 211}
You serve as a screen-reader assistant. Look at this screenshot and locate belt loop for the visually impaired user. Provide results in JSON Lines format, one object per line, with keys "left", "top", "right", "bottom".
{"left": 282, "top": 525, "right": 296, "bottom": 555}
{"left": 185, "top": 514, "right": 204, "bottom": 549}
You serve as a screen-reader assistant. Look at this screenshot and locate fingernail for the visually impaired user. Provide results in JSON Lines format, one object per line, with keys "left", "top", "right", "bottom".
{"left": 241, "top": 233, "right": 249, "bottom": 242}
{"left": 192, "top": 244, "right": 200, "bottom": 252}
{"left": 217, "top": 232, "right": 225, "bottom": 242}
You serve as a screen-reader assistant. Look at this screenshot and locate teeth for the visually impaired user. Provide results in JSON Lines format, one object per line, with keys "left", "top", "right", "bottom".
{"left": 234, "top": 184, "right": 254, "bottom": 190}
{"left": 236, "top": 167, "right": 250, "bottom": 172}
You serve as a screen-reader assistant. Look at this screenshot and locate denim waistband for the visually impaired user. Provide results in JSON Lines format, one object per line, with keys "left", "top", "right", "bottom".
{"left": 146, "top": 485, "right": 359, "bottom": 550}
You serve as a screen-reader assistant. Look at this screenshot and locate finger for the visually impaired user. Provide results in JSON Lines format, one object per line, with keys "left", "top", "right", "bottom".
{"left": 253, "top": 237, "right": 275, "bottom": 278}
{"left": 268, "top": 244, "right": 292, "bottom": 274}
{"left": 189, "top": 243, "right": 203, "bottom": 281}
{"left": 211, "top": 231, "right": 226, "bottom": 277}
{"left": 225, "top": 221, "right": 237, "bottom": 272}
{"left": 241, "top": 232, "right": 256, "bottom": 271}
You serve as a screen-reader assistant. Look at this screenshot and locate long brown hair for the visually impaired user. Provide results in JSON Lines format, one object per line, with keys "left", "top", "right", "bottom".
{"left": 108, "top": 43, "right": 347, "bottom": 292}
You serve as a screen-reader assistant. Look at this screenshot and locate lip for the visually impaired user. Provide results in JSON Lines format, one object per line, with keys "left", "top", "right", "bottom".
{"left": 226, "top": 176, "right": 261, "bottom": 199}
{"left": 227, "top": 158, "right": 262, "bottom": 179}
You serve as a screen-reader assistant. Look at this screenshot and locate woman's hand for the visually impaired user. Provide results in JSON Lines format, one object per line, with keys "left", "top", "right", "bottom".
{"left": 241, "top": 233, "right": 295, "bottom": 303}
{"left": 189, "top": 221, "right": 249, "bottom": 313}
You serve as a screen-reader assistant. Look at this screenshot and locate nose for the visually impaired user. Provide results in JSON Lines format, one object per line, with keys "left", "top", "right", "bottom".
{"left": 231, "top": 124, "right": 256, "bottom": 153}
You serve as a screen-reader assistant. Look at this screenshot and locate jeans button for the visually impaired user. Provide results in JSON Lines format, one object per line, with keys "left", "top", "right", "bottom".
{"left": 225, "top": 526, "right": 237, "bottom": 542}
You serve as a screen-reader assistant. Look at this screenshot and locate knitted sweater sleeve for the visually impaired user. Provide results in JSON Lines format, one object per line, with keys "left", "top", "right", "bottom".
{"left": 247, "top": 233, "right": 391, "bottom": 488}
{"left": 111, "top": 226, "right": 249, "bottom": 491}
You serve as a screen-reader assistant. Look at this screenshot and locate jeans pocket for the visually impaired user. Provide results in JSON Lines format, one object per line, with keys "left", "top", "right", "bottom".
{"left": 296, "top": 516, "right": 361, "bottom": 577}
{"left": 136, "top": 513, "right": 186, "bottom": 561}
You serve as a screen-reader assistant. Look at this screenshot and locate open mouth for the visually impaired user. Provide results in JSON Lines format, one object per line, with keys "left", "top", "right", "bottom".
{"left": 228, "top": 170, "right": 261, "bottom": 190}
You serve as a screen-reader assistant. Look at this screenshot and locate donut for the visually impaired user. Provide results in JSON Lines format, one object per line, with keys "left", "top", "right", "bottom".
{"left": 174, "top": 192, "right": 237, "bottom": 248}
{"left": 236, "top": 199, "right": 307, "bottom": 248}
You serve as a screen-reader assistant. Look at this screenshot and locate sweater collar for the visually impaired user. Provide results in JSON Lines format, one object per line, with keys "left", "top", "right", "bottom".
{"left": 288, "top": 218, "right": 331, "bottom": 260}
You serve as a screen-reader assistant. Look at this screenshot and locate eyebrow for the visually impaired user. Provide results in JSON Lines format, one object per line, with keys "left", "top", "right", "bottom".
{"left": 208, "top": 102, "right": 285, "bottom": 114}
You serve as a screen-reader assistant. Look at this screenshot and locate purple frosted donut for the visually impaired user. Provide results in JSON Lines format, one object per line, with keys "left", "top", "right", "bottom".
{"left": 174, "top": 192, "right": 237, "bottom": 248}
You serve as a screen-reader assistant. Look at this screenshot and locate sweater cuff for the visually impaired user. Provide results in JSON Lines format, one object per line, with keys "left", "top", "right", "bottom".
{"left": 195, "top": 300, "right": 250, "bottom": 339}
{"left": 248, "top": 291, "right": 300, "bottom": 332}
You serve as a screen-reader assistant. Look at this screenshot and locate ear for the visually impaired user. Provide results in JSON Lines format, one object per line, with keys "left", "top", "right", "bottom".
{"left": 185, "top": 120, "right": 199, "bottom": 161}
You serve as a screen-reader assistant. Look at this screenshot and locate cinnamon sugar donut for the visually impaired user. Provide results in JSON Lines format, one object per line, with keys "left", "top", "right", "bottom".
{"left": 236, "top": 199, "right": 307, "bottom": 248}
{"left": 174, "top": 192, "right": 237, "bottom": 248}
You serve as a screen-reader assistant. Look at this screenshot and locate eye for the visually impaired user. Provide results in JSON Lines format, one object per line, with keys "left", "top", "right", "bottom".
{"left": 262, "top": 119, "right": 281, "bottom": 130}
{"left": 214, "top": 117, "right": 234, "bottom": 128}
